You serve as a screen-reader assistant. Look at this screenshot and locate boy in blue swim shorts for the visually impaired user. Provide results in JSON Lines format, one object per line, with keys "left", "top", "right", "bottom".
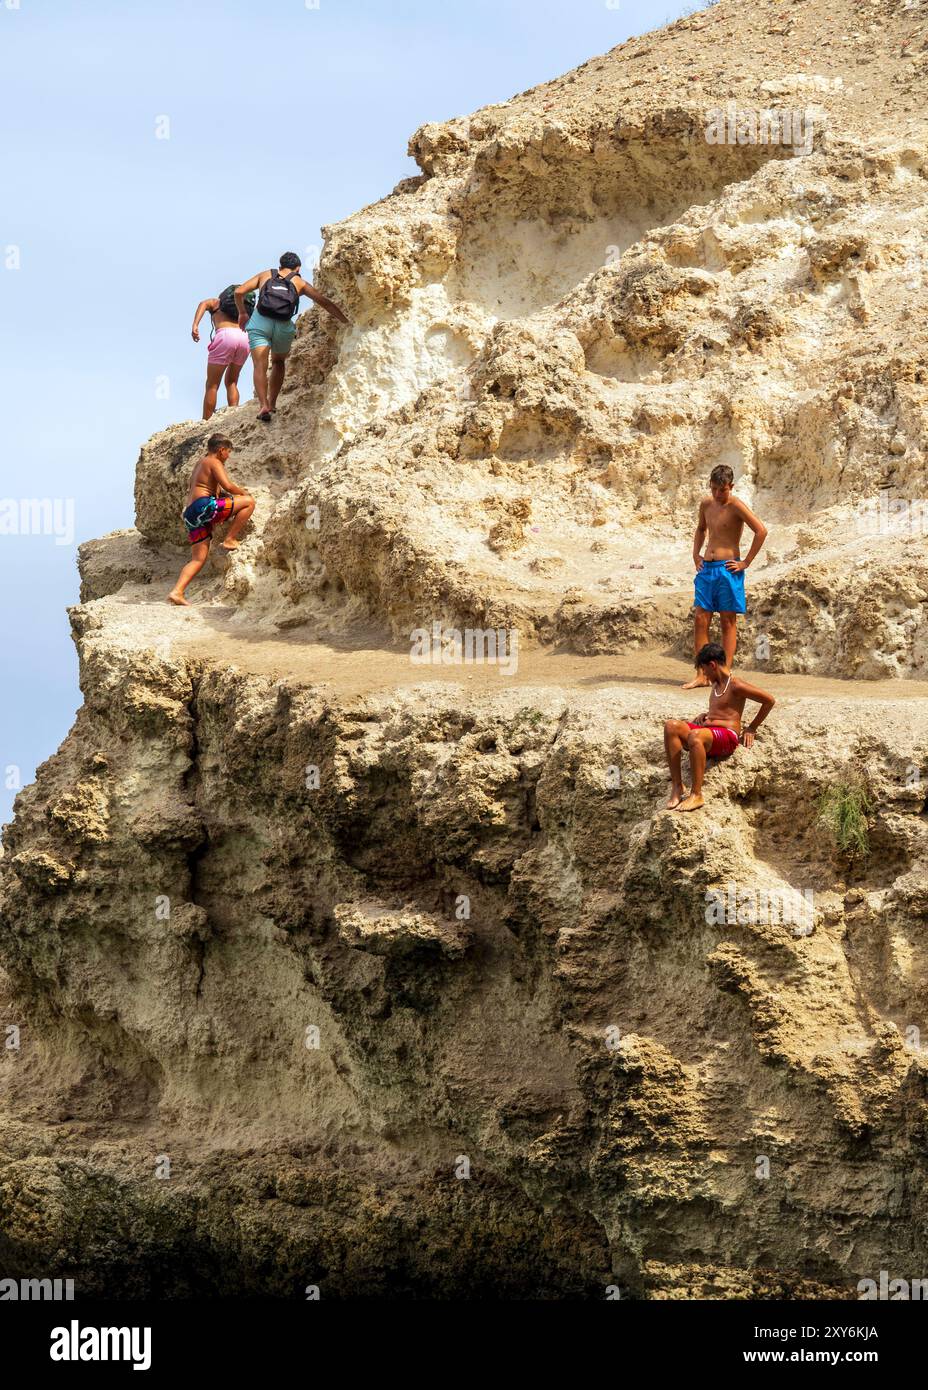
{"left": 682, "top": 465, "right": 768, "bottom": 690}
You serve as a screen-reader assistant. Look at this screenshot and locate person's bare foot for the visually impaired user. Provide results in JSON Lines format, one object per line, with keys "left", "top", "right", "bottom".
{"left": 167, "top": 591, "right": 189, "bottom": 606}
{"left": 676, "top": 793, "right": 705, "bottom": 812}
{"left": 666, "top": 787, "right": 685, "bottom": 810}
{"left": 682, "top": 674, "right": 711, "bottom": 690}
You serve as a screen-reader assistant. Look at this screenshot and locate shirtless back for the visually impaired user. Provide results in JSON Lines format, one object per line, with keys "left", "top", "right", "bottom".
{"left": 210, "top": 303, "right": 238, "bottom": 331}
{"left": 185, "top": 451, "right": 228, "bottom": 507}
{"left": 244, "top": 268, "right": 348, "bottom": 319}
{"left": 191, "top": 287, "right": 255, "bottom": 341}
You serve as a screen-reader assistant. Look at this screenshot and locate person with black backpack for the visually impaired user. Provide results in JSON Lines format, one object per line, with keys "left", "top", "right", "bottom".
{"left": 191, "top": 284, "right": 256, "bottom": 420}
{"left": 235, "top": 252, "right": 349, "bottom": 422}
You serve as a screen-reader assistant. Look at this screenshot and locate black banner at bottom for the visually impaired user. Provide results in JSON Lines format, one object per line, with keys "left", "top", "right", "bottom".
{"left": 0, "top": 1296, "right": 919, "bottom": 1376}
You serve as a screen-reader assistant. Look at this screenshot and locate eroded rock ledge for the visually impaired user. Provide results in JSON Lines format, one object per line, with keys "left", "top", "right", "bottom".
{"left": 2, "top": 607, "right": 928, "bottom": 1295}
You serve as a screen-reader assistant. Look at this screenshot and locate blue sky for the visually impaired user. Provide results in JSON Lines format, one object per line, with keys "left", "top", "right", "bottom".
{"left": 0, "top": 0, "right": 691, "bottom": 824}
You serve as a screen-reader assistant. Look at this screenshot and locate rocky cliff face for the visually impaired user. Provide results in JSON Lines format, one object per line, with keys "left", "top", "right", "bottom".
{"left": 3, "top": 0, "right": 928, "bottom": 1298}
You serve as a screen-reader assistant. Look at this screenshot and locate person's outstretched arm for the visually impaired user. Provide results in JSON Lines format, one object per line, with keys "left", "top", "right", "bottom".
{"left": 737, "top": 680, "right": 775, "bottom": 748}
{"left": 235, "top": 274, "right": 264, "bottom": 328}
{"left": 191, "top": 298, "right": 219, "bottom": 342}
{"left": 727, "top": 500, "right": 768, "bottom": 572}
{"left": 298, "top": 278, "right": 350, "bottom": 325}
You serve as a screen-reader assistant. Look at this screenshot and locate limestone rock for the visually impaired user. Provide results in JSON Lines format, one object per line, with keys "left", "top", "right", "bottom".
{"left": 4, "top": 0, "right": 928, "bottom": 1298}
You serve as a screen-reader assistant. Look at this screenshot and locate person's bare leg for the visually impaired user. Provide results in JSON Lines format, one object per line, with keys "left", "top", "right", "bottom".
{"left": 720, "top": 611, "right": 738, "bottom": 668}
{"left": 663, "top": 719, "right": 690, "bottom": 808}
{"left": 224, "top": 362, "right": 243, "bottom": 409}
{"left": 168, "top": 540, "right": 210, "bottom": 605}
{"left": 202, "top": 363, "right": 225, "bottom": 421}
{"left": 219, "top": 496, "right": 255, "bottom": 551}
{"left": 251, "top": 345, "right": 271, "bottom": 417}
{"left": 268, "top": 353, "right": 287, "bottom": 411}
{"left": 682, "top": 609, "right": 713, "bottom": 689}
{"left": 678, "top": 730, "right": 713, "bottom": 811}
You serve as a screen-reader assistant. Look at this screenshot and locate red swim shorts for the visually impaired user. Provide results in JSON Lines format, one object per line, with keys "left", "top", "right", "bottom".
{"left": 687, "top": 723, "right": 740, "bottom": 760}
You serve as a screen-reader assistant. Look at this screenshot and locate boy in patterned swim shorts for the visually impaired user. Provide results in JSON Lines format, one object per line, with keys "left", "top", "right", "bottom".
{"left": 664, "top": 643, "right": 775, "bottom": 812}
{"left": 167, "top": 435, "right": 255, "bottom": 606}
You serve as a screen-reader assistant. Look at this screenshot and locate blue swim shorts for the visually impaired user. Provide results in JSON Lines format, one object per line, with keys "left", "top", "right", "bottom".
{"left": 246, "top": 309, "right": 297, "bottom": 358}
{"left": 694, "top": 559, "right": 746, "bottom": 615}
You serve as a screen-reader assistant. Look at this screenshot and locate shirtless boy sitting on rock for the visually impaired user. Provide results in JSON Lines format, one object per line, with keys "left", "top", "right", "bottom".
{"left": 683, "top": 464, "right": 768, "bottom": 690}
{"left": 664, "top": 643, "right": 775, "bottom": 812}
{"left": 167, "top": 434, "right": 254, "bottom": 606}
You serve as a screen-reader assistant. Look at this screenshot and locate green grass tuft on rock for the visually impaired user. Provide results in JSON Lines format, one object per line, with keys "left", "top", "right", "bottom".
{"left": 817, "top": 777, "right": 873, "bottom": 859}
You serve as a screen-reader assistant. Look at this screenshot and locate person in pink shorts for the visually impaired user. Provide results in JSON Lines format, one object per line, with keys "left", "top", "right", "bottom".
{"left": 191, "top": 284, "right": 256, "bottom": 419}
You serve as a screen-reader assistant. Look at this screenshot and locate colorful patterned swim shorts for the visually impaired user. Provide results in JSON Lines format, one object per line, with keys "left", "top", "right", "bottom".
{"left": 182, "top": 495, "right": 233, "bottom": 544}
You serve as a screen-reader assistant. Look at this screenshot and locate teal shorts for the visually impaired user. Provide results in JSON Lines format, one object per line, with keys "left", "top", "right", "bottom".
{"left": 246, "top": 310, "right": 296, "bottom": 358}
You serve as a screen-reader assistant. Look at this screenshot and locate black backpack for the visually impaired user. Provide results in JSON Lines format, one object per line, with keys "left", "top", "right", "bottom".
{"left": 217, "top": 284, "right": 255, "bottom": 319}
{"left": 256, "top": 270, "right": 300, "bottom": 321}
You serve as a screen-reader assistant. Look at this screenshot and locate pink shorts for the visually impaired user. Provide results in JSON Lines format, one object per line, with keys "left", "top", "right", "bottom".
{"left": 207, "top": 326, "right": 250, "bottom": 367}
